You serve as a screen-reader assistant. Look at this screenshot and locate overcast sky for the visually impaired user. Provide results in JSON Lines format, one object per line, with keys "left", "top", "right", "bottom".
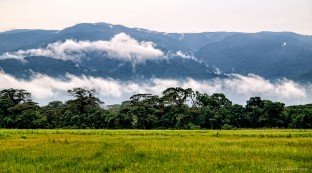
{"left": 0, "top": 0, "right": 311, "bottom": 34}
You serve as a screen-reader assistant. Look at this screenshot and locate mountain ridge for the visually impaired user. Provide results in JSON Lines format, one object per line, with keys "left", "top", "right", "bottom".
{"left": 0, "top": 22, "right": 311, "bottom": 82}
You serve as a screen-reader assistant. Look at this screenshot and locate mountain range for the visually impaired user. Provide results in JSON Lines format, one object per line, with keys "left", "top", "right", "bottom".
{"left": 0, "top": 22, "right": 311, "bottom": 82}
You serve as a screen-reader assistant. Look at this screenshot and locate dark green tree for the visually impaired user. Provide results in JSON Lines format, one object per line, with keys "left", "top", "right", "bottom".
{"left": 0, "top": 88, "right": 32, "bottom": 105}
{"left": 262, "top": 100, "right": 285, "bottom": 127}
{"left": 162, "top": 87, "right": 193, "bottom": 108}
{"left": 246, "top": 97, "right": 265, "bottom": 128}
{"left": 66, "top": 87, "right": 103, "bottom": 114}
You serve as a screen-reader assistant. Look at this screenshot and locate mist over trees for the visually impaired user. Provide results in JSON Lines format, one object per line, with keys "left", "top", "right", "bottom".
{"left": 0, "top": 87, "right": 311, "bottom": 129}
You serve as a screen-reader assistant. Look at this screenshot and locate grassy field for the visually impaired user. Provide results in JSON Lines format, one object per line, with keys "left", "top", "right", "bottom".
{"left": 0, "top": 129, "right": 311, "bottom": 172}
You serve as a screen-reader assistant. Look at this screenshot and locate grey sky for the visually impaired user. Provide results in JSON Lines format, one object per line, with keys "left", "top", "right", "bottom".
{"left": 0, "top": 0, "right": 311, "bottom": 34}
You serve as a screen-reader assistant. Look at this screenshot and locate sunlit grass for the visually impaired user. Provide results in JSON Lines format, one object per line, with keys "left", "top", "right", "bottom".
{"left": 0, "top": 129, "right": 311, "bottom": 172}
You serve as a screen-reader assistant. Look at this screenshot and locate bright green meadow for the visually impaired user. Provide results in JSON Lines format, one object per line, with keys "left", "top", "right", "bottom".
{"left": 0, "top": 129, "right": 311, "bottom": 172}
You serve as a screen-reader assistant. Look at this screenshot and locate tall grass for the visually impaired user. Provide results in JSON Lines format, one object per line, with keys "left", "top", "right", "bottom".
{"left": 0, "top": 129, "right": 311, "bottom": 172}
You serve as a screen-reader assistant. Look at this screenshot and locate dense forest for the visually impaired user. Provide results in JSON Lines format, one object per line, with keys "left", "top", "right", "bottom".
{"left": 0, "top": 87, "right": 311, "bottom": 129}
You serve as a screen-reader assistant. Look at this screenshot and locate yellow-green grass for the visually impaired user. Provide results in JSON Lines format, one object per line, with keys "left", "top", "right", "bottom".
{"left": 0, "top": 129, "right": 311, "bottom": 172}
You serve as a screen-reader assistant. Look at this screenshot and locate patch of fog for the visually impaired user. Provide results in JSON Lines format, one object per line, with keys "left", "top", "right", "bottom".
{"left": 214, "top": 68, "right": 222, "bottom": 75}
{"left": 179, "top": 33, "right": 185, "bottom": 41}
{"left": 0, "top": 33, "right": 164, "bottom": 64}
{"left": 0, "top": 73, "right": 311, "bottom": 106}
{"left": 173, "top": 51, "right": 197, "bottom": 60}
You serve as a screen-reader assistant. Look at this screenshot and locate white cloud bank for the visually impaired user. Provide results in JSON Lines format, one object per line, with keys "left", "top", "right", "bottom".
{"left": 0, "top": 33, "right": 164, "bottom": 63}
{"left": 0, "top": 73, "right": 311, "bottom": 106}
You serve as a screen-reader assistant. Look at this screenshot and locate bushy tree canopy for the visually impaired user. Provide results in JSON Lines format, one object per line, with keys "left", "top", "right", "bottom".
{"left": 0, "top": 87, "right": 311, "bottom": 129}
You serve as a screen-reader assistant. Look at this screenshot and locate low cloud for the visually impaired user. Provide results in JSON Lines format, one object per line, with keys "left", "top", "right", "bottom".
{"left": 0, "top": 73, "right": 311, "bottom": 106}
{"left": 174, "top": 51, "right": 196, "bottom": 60}
{"left": 0, "top": 33, "right": 164, "bottom": 64}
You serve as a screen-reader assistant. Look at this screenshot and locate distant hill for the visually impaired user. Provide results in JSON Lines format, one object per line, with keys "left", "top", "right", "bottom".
{"left": 0, "top": 55, "right": 219, "bottom": 80}
{"left": 0, "top": 23, "right": 234, "bottom": 54}
{"left": 195, "top": 32, "right": 312, "bottom": 82}
{"left": 0, "top": 23, "right": 311, "bottom": 82}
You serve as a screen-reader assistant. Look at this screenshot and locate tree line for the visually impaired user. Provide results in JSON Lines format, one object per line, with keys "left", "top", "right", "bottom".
{"left": 0, "top": 87, "right": 311, "bottom": 129}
